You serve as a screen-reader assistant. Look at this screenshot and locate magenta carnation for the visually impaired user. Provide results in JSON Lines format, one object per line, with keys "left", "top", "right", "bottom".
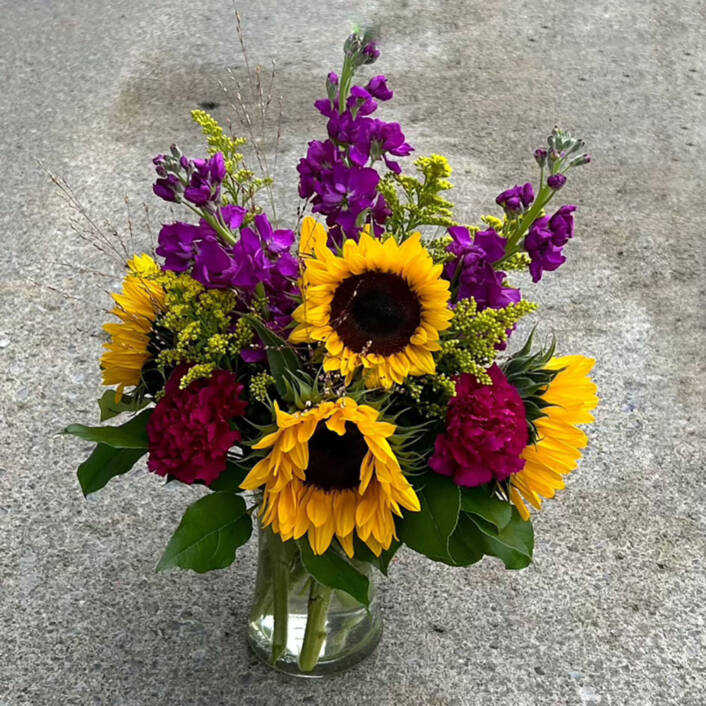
{"left": 147, "top": 366, "right": 248, "bottom": 485}
{"left": 429, "top": 365, "right": 528, "bottom": 487}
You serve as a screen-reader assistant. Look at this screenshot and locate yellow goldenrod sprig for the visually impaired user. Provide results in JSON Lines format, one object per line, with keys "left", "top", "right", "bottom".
{"left": 148, "top": 271, "right": 254, "bottom": 386}
{"left": 379, "top": 154, "right": 457, "bottom": 239}
{"left": 438, "top": 297, "right": 538, "bottom": 383}
{"left": 191, "top": 110, "right": 273, "bottom": 210}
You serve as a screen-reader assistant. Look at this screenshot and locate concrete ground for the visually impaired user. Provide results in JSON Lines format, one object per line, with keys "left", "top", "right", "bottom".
{"left": 1, "top": 1, "right": 704, "bottom": 704}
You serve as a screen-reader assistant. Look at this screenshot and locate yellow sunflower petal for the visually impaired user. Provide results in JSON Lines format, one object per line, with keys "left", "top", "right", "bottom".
{"left": 510, "top": 355, "right": 597, "bottom": 520}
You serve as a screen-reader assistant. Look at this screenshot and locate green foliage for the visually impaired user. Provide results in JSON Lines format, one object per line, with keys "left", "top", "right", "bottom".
{"left": 501, "top": 328, "right": 560, "bottom": 443}
{"left": 352, "top": 537, "right": 401, "bottom": 576}
{"left": 447, "top": 513, "right": 485, "bottom": 566}
{"left": 64, "top": 409, "right": 151, "bottom": 448}
{"left": 460, "top": 485, "right": 512, "bottom": 530}
{"left": 396, "top": 472, "right": 533, "bottom": 569}
{"left": 77, "top": 444, "right": 146, "bottom": 496}
{"left": 396, "top": 472, "right": 461, "bottom": 563}
{"left": 244, "top": 314, "right": 301, "bottom": 397}
{"left": 191, "top": 110, "right": 273, "bottom": 209}
{"left": 298, "top": 540, "right": 371, "bottom": 606}
{"left": 157, "top": 492, "right": 252, "bottom": 573}
{"left": 98, "top": 389, "right": 149, "bottom": 421}
{"left": 207, "top": 458, "right": 252, "bottom": 492}
{"left": 465, "top": 509, "right": 534, "bottom": 569}
{"left": 379, "top": 154, "right": 456, "bottom": 238}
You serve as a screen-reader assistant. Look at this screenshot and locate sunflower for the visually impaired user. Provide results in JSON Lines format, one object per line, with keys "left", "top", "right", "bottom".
{"left": 289, "top": 217, "right": 453, "bottom": 388}
{"left": 240, "top": 397, "right": 420, "bottom": 556}
{"left": 510, "top": 355, "right": 598, "bottom": 520}
{"left": 101, "top": 254, "right": 165, "bottom": 400}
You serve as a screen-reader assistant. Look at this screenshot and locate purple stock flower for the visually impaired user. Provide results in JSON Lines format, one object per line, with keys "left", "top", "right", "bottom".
{"left": 156, "top": 221, "right": 202, "bottom": 270}
{"left": 496, "top": 183, "right": 535, "bottom": 213}
{"left": 152, "top": 150, "right": 226, "bottom": 210}
{"left": 444, "top": 226, "right": 521, "bottom": 310}
{"left": 156, "top": 205, "right": 247, "bottom": 287}
{"left": 231, "top": 213, "right": 299, "bottom": 351}
{"left": 299, "top": 71, "right": 413, "bottom": 242}
{"left": 312, "top": 164, "right": 380, "bottom": 218}
{"left": 366, "top": 75, "right": 393, "bottom": 101}
{"left": 183, "top": 153, "right": 226, "bottom": 207}
{"left": 153, "top": 174, "right": 180, "bottom": 202}
{"left": 547, "top": 173, "right": 567, "bottom": 190}
{"left": 349, "top": 119, "right": 413, "bottom": 172}
{"left": 524, "top": 205, "right": 577, "bottom": 282}
{"left": 547, "top": 204, "right": 576, "bottom": 245}
{"left": 347, "top": 85, "right": 378, "bottom": 116}
{"left": 297, "top": 140, "right": 341, "bottom": 198}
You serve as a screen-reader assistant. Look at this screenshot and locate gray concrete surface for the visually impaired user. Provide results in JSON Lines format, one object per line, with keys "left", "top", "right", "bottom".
{"left": 1, "top": 1, "right": 704, "bottom": 704}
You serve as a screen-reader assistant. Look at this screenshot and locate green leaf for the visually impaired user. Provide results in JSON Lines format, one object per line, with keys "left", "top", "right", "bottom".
{"left": 207, "top": 459, "right": 250, "bottom": 492}
{"left": 64, "top": 409, "right": 152, "bottom": 449}
{"left": 353, "top": 537, "right": 401, "bottom": 576}
{"left": 468, "top": 509, "right": 534, "bottom": 570}
{"left": 460, "top": 486, "right": 513, "bottom": 530}
{"left": 98, "top": 389, "right": 149, "bottom": 422}
{"left": 244, "top": 315, "right": 301, "bottom": 397}
{"left": 447, "top": 513, "right": 485, "bottom": 566}
{"left": 77, "top": 443, "right": 146, "bottom": 496}
{"left": 298, "top": 540, "right": 371, "bottom": 606}
{"left": 157, "top": 492, "right": 252, "bottom": 573}
{"left": 397, "top": 472, "right": 460, "bottom": 562}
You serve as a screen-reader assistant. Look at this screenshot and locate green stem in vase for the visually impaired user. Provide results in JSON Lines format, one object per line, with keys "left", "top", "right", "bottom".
{"left": 269, "top": 532, "right": 291, "bottom": 663}
{"left": 298, "top": 578, "right": 333, "bottom": 672}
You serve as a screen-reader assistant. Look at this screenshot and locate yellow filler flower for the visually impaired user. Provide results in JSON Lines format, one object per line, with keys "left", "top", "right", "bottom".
{"left": 289, "top": 218, "right": 453, "bottom": 388}
{"left": 101, "top": 254, "right": 165, "bottom": 400}
{"left": 510, "top": 355, "right": 598, "bottom": 520}
{"left": 241, "top": 397, "right": 420, "bottom": 557}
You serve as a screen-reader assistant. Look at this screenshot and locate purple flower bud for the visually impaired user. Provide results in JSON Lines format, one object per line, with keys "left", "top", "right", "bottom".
{"left": 547, "top": 173, "right": 567, "bottom": 190}
{"left": 496, "top": 183, "right": 535, "bottom": 212}
{"left": 534, "top": 148, "right": 547, "bottom": 167}
{"left": 179, "top": 155, "right": 191, "bottom": 170}
{"left": 209, "top": 152, "right": 227, "bottom": 182}
{"left": 152, "top": 154, "right": 166, "bottom": 166}
{"left": 327, "top": 72, "right": 339, "bottom": 86}
{"left": 363, "top": 42, "right": 380, "bottom": 62}
{"left": 569, "top": 153, "right": 591, "bottom": 168}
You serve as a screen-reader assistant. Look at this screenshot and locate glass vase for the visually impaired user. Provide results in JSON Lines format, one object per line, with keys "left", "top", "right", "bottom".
{"left": 247, "top": 526, "right": 382, "bottom": 677}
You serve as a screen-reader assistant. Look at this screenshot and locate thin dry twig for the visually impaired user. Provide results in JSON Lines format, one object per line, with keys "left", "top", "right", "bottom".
{"left": 226, "top": 3, "right": 285, "bottom": 224}
{"left": 40, "top": 161, "right": 128, "bottom": 264}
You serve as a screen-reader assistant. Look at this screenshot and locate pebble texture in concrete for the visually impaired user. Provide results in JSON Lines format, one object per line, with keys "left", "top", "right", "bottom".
{"left": 1, "top": 1, "right": 704, "bottom": 704}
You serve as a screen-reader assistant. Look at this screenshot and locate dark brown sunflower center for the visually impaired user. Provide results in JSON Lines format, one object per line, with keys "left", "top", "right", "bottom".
{"left": 304, "top": 421, "right": 368, "bottom": 492}
{"left": 140, "top": 324, "right": 175, "bottom": 396}
{"left": 329, "top": 272, "right": 421, "bottom": 355}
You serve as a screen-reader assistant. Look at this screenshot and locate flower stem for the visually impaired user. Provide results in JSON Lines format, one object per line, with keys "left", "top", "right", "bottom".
{"left": 298, "top": 579, "right": 333, "bottom": 673}
{"left": 269, "top": 533, "right": 291, "bottom": 663}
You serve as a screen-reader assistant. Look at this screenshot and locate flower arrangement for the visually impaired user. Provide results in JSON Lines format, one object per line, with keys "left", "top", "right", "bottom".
{"left": 66, "top": 30, "right": 598, "bottom": 676}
